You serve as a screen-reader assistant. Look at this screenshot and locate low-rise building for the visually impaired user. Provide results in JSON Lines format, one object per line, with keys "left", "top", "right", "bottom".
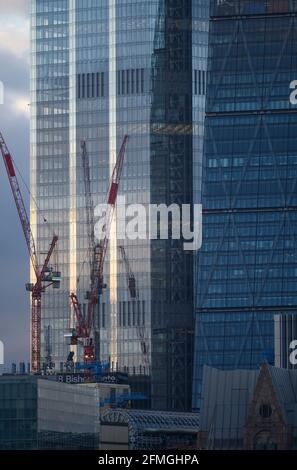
{"left": 0, "top": 375, "right": 99, "bottom": 449}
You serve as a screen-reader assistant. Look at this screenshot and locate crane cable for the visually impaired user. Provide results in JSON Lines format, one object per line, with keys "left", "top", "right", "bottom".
{"left": 11, "top": 156, "right": 59, "bottom": 270}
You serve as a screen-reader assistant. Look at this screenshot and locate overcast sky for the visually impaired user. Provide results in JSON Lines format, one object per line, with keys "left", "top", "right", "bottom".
{"left": 0, "top": 0, "right": 30, "bottom": 366}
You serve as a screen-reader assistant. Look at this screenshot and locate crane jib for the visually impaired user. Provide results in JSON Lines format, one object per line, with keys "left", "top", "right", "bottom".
{"left": 4, "top": 154, "right": 16, "bottom": 177}
{"left": 108, "top": 182, "right": 119, "bottom": 205}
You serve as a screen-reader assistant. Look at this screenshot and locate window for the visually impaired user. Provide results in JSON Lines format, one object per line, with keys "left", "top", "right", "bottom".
{"left": 117, "top": 68, "right": 146, "bottom": 95}
{"left": 194, "top": 70, "right": 206, "bottom": 95}
{"left": 77, "top": 72, "right": 105, "bottom": 99}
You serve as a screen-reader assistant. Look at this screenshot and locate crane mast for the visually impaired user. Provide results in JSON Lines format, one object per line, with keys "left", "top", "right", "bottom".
{"left": 44, "top": 325, "right": 54, "bottom": 370}
{"left": 81, "top": 140, "right": 95, "bottom": 268}
{"left": 119, "top": 245, "right": 150, "bottom": 368}
{"left": 119, "top": 246, "right": 137, "bottom": 299}
{"left": 70, "top": 135, "right": 129, "bottom": 363}
{"left": 0, "top": 131, "right": 61, "bottom": 373}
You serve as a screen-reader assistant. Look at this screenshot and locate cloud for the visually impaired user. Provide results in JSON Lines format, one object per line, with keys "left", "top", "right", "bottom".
{"left": 13, "top": 94, "right": 30, "bottom": 117}
{"left": 0, "top": 19, "right": 29, "bottom": 59}
{"left": 1, "top": 89, "right": 30, "bottom": 118}
{"left": 0, "top": 48, "right": 29, "bottom": 93}
{"left": 0, "top": 0, "right": 29, "bottom": 59}
{"left": 0, "top": 111, "right": 30, "bottom": 365}
{"left": 0, "top": 1, "right": 30, "bottom": 364}
{"left": 0, "top": 0, "right": 28, "bottom": 16}
{"left": 0, "top": 47, "right": 30, "bottom": 119}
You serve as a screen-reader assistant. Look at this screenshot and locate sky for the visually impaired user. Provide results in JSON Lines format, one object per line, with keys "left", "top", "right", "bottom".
{"left": 0, "top": 0, "right": 30, "bottom": 366}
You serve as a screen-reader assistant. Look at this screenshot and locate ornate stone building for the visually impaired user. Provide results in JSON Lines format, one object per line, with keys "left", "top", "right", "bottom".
{"left": 199, "top": 362, "right": 297, "bottom": 450}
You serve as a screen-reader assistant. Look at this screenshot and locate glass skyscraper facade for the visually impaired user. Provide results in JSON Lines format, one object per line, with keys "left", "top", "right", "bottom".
{"left": 193, "top": 0, "right": 297, "bottom": 409}
{"left": 31, "top": 1, "right": 209, "bottom": 410}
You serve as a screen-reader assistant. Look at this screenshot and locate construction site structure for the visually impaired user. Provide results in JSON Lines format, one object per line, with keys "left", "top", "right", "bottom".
{"left": 100, "top": 409, "right": 200, "bottom": 450}
{"left": 0, "top": 132, "right": 61, "bottom": 373}
{"left": 70, "top": 135, "right": 129, "bottom": 364}
{"left": 80, "top": 140, "right": 95, "bottom": 270}
{"left": 119, "top": 245, "right": 150, "bottom": 369}
{"left": 44, "top": 325, "right": 54, "bottom": 371}
{"left": 100, "top": 392, "right": 147, "bottom": 408}
{"left": 119, "top": 246, "right": 137, "bottom": 298}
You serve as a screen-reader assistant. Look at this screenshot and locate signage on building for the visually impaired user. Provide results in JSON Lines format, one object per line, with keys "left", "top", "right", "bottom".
{"left": 100, "top": 372, "right": 129, "bottom": 384}
{"left": 53, "top": 371, "right": 129, "bottom": 384}
{"left": 56, "top": 373, "right": 87, "bottom": 384}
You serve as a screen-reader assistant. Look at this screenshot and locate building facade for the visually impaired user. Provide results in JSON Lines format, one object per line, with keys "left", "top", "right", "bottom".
{"left": 0, "top": 376, "right": 99, "bottom": 449}
{"left": 193, "top": 0, "right": 297, "bottom": 409}
{"left": 30, "top": 1, "right": 209, "bottom": 410}
{"left": 274, "top": 313, "right": 297, "bottom": 369}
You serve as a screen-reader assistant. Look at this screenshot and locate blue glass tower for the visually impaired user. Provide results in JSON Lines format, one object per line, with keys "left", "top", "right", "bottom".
{"left": 193, "top": 0, "right": 297, "bottom": 409}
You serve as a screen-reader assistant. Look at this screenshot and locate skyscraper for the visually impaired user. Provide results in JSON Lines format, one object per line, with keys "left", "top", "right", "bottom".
{"left": 193, "top": 0, "right": 297, "bottom": 409}
{"left": 31, "top": 0, "right": 209, "bottom": 410}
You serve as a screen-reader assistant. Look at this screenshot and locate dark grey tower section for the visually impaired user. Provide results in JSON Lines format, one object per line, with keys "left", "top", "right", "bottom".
{"left": 150, "top": 0, "right": 194, "bottom": 411}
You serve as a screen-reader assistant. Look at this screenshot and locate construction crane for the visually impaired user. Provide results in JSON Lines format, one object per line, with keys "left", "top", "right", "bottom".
{"left": 80, "top": 140, "right": 95, "bottom": 270}
{"left": 44, "top": 325, "right": 54, "bottom": 371}
{"left": 70, "top": 135, "right": 129, "bottom": 364}
{"left": 119, "top": 246, "right": 137, "bottom": 298}
{"left": 68, "top": 140, "right": 96, "bottom": 364}
{"left": 119, "top": 245, "right": 150, "bottom": 369}
{"left": 0, "top": 132, "right": 61, "bottom": 373}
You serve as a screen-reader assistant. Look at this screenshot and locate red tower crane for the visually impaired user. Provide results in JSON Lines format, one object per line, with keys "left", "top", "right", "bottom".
{"left": 70, "top": 135, "right": 129, "bottom": 363}
{"left": 0, "top": 132, "right": 61, "bottom": 373}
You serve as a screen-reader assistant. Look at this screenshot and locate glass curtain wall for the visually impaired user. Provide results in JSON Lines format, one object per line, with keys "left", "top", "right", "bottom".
{"left": 193, "top": 0, "right": 297, "bottom": 409}
{"left": 31, "top": 0, "right": 208, "bottom": 411}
